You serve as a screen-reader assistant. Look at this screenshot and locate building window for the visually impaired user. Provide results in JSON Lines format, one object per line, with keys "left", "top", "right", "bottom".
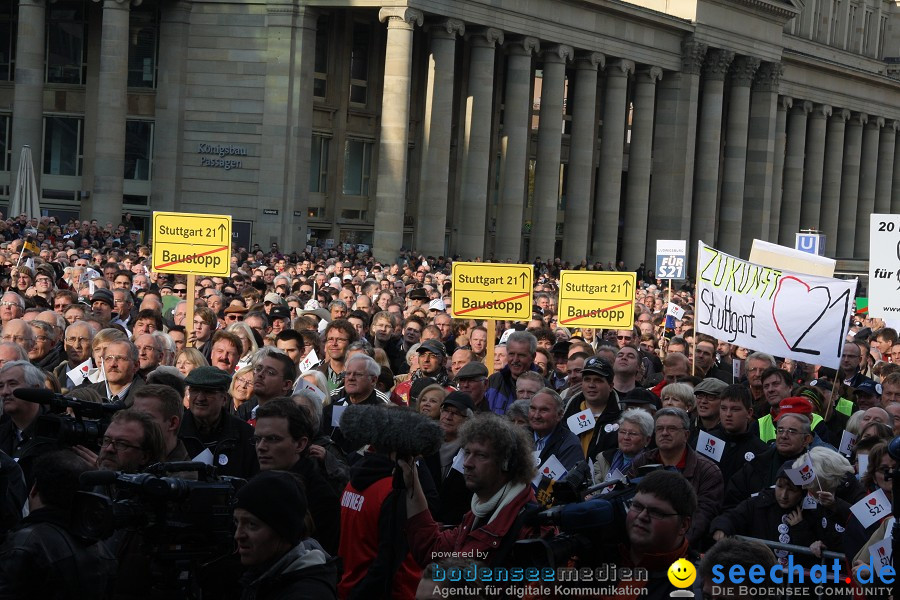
{"left": 0, "top": 1, "right": 14, "bottom": 82}
{"left": 846, "top": 5, "right": 857, "bottom": 50}
{"left": 0, "top": 114, "right": 9, "bottom": 171}
{"left": 310, "top": 134, "right": 329, "bottom": 193}
{"left": 349, "top": 21, "right": 371, "bottom": 105}
{"left": 830, "top": 0, "right": 841, "bottom": 45}
{"left": 124, "top": 120, "right": 152, "bottom": 180}
{"left": 878, "top": 15, "right": 887, "bottom": 58}
{"left": 342, "top": 139, "right": 372, "bottom": 196}
{"left": 128, "top": 1, "right": 159, "bottom": 88}
{"left": 46, "top": 0, "right": 87, "bottom": 84}
{"left": 43, "top": 116, "right": 82, "bottom": 176}
{"left": 314, "top": 15, "right": 329, "bottom": 99}
{"left": 340, "top": 209, "right": 367, "bottom": 221}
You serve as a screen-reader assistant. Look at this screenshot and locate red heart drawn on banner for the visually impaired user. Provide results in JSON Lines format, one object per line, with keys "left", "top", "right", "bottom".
{"left": 771, "top": 276, "right": 832, "bottom": 356}
{"left": 801, "top": 465, "right": 809, "bottom": 473}
{"left": 709, "top": 439, "right": 716, "bottom": 446}
{"left": 579, "top": 414, "right": 587, "bottom": 421}
{"left": 879, "top": 547, "right": 886, "bottom": 556}
{"left": 869, "top": 498, "right": 878, "bottom": 506}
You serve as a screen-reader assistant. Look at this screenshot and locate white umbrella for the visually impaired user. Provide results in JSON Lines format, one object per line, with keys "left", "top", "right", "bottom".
{"left": 9, "top": 145, "right": 41, "bottom": 220}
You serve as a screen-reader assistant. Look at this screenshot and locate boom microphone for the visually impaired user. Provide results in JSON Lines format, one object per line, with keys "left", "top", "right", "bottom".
{"left": 339, "top": 404, "right": 442, "bottom": 457}
{"left": 13, "top": 388, "right": 126, "bottom": 416}
{"left": 79, "top": 470, "right": 120, "bottom": 487}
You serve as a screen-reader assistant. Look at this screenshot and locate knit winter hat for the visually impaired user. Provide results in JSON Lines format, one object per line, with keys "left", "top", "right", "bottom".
{"left": 235, "top": 471, "right": 308, "bottom": 544}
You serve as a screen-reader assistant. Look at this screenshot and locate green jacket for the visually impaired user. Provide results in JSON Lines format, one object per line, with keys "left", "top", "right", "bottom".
{"left": 758, "top": 412, "right": 824, "bottom": 443}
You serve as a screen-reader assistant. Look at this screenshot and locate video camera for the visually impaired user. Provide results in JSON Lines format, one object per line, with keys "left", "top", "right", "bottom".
{"left": 516, "top": 461, "right": 661, "bottom": 568}
{"left": 75, "top": 462, "right": 245, "bottom": 564}
{"left": 13, "top": 388, "right": 124, "bottom": 450}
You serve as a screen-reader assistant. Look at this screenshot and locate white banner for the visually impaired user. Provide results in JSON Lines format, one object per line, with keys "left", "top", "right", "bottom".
{"left": 869, "top": 214, "right": 900, "bottom": 318}
{"left": 695, "top": 242, "right": 856, "bottom": 369}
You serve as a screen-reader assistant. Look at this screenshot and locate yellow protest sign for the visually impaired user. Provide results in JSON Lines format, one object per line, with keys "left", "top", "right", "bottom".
{"left": 451, "top": 262, "right": 533, "bottom": 320}
{"left": 558, "top": 271, "right": 636, "bottom": 329}
{"left": 151, "top": 211, "right": 232, "bottom": 277}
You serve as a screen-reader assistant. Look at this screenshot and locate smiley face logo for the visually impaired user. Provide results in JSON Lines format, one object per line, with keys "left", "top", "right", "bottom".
{"left": 667, "top": 558, "right": 696, "bottom": 588}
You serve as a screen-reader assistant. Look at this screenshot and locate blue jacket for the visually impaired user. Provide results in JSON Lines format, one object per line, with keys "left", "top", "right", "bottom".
{"left": 485, "top": 364, "right": 544, "bottom": 415}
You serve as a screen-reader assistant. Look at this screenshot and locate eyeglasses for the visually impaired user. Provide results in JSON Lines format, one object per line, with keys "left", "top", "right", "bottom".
{"left": 628, "top": 500, "right": 681, "bottom": 520}
{"left": 225, "top": 314, "right": 243, "bottom": 321}
{"left": 617, "top": 335, "right": 633, "bottom": 340}
{"left": 441, "top": 407, "right": 466, "bottom": 418}
{"left": 618, "top": 430, "right": 642, "bottom": 438}
{"left": 654, "top": 426, "right": 686, "bottom": 434}
{"left": 775, "top": 427, "right": 806, "bottom": 437}
{"left": 34, "top": 336, "right": 49, "bottom": 343}
{"left": 103, "top": 355, "right": 130, "bottom": 363}
{"left": 173, "top": 288, "right": 187, "bottom": 294}
{"left": 252, "top": 434, "right": 286, "bottom": 446}
{"left": 344, "top": 371, "right": 372, "bottom": 379}
{"left": 233, "top": 377, "right": 253, "bottom": 388}
{"left": 100, "top": 437, "right": 142, "bottom": 452}
{"left": 35, "top": 277, "right": 51, "bottom": 284}
{"left": 1, "top": 334, "right": 26, "bottom": 343}
{"left": 65, "top": 336, "right": 90, "bottom": 344}
{"left": 0, "top": 302, "right": 19, "bottom": 308}
{"left": 326, "top": 337, "right": 349, "bottom": 344}
{"left": 253, "top": 365, "right": 283, "bottom": 378}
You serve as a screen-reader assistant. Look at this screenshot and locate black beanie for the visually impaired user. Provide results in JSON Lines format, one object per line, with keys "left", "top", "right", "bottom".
{"left": 235, "top": 471, "right": 308, "bottom": 544}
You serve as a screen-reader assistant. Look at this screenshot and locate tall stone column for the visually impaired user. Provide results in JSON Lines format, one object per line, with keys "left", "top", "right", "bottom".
{"left": 530, "top": 45, "right": 572, "bottom": 261}
{"left": 798, "top": 104, "right": 831, "bottom": 230}
{"left": 495, "top": 37, "right": 538, "bottom": 262}
{"left": 854, "top": 118, "right": 881, "bottom": 256}
{"left": 9, "top": 0, "right": 46, "bottom": 188}
{"left": 768, "top": 96, "right": 790, "bottom": 242}
{"left": 622, "top": 66, "right": 662, "bottom": 268}
{"left": 455, "top": 27, "right": 503, "bottom": 260}
{"left": 416, "top": 19, "right": 464, "bottom": 256}
{"left": 258, "top": 3, "right": 318, "bottom": 251}
{"left": 647, "top": 38, "right": 705, "bottom": 262}
{"left": 691, "top": 48, "right": 734, "bottom": 251}
{"left": 561, "top": 52, "right": 603, "bottom": 264}
{"left": 894, "top": 128, "right": 900, "bottom": 214}
{"left": 88, "top": 0, "right": 133, "bottom": 225}
{"left": 591, "top": 58, "right": 634, "bottom": 263}
{"left": 152, "top": 1, "right": 191, "bottom": 213}
{"left": 821, "top": 109, "right": 849, "bottom": 257}
{"left": 777, "top": 101, "right": 811, "bottom": 246}
{"left": 372, "top": 8, "right": 423, "bottom": 264}
{"left": 836, "top": 112, "right": 866, "bottom": 257}
{"left": 743, "top": 62, "right": 781, "bottom": 255}
{"left": 874, "top": 121, "right": 897, "bottom": 215}
{"left": 719, "top": 55, "right": 759, "bottom": 256}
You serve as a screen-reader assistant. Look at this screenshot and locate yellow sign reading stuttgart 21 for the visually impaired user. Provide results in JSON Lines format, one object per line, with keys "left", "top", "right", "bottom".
{"left": 557, "top": 271, "right": 636, "bottom": 329}
{"left": 152, "top": 211, "right": 232, "bottom": 277}
{"left": 451, "top": 262, "right": 533, "bottom": 321}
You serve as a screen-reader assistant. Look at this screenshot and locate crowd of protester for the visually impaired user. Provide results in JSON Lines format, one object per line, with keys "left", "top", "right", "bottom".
{"left": 0, "top": 212, "right": 894, "bottom": 599}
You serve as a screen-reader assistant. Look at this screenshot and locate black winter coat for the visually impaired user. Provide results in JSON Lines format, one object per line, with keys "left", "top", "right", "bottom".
{"left": 239, "top": 539, "right": 338, "bottom": 600}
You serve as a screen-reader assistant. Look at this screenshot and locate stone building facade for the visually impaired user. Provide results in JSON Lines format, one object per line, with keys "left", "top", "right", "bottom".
{"left": 0, "top": 0, "right": 899, "bottom": 265}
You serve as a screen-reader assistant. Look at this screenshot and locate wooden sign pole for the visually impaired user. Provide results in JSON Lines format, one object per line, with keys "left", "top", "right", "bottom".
{"left": 486, "top": 320, "right": 496, "bottom": 376}
{"left": 186, "top": 275, "right": 196, "bottom": 348}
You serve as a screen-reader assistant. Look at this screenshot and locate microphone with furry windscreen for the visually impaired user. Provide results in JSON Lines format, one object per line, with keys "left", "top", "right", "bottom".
{"left": 339, "top": 405, "right": 443, "bottom": 457}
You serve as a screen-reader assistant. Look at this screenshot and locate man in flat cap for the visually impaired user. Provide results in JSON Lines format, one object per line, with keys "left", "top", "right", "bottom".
{"left": 178, "top": 366, "right": 258, "bottom": 478}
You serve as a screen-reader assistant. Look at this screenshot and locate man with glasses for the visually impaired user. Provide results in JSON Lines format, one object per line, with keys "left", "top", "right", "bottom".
{"left": 223, "top": 304, "right": 247, "bottom": 324}
{"left": 237, "top": 350, "right": 296, "bottom": 421}
{"left": 111, "top": 289, "right": 134, "bottom": 334}
{"left": 322, "top": 354, "right": 384, "bottom": 453}
{"left": 628, "top": 407, "right": 723, "bottom": 547}
{"left": 455, "top": 361, "right": 490, "bottom": 412}
{"left": 1, "top": 319, "right": 34, "bottom": 355}
{"left": 52, "top": 290, "right": 77, "bottom": 316}
{"left": 0, "top": 292, "right": 24, "bottom": 326}
{"left": 254, "top": 399, "right": 340, "bottom": 555}
{"left": 725, "top": 405, "right": 815, "bottom": 509}
{"left": 588, "top": 471, "right": 698, "bottom": 596}
{"left": 53, "top": 321, "right": 94, "bottom": 391}
{"left": 615, "top": 328, "right": 636, "bottom": 349}
{"left": 70, "top": 340, "right": 145, "bottom": 406}
{"left": 133, "top": 333, "right": 164, "bottom": 379}
{"left": 179, "top": 366, "right": 258, "bottom": 478}
{"left": 317, "top": 319, "right": 358, "bottom": 391}
{"left": 96, "top": 409, "right": 166, "bottom": 474}
{"left": 391, "top": 339, "right": 453, "bottom": 406}
{"left": 424, "top": 391, "right": 475, "bottom": 525}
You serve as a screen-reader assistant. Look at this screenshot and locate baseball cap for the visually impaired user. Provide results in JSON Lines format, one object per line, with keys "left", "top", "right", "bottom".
{"left": 417, "top": 339, "right": 447, "bottom": 357}
{"left": 428, "top": 298, "right": 446, "bottom": 312}
{"left": 854, "top": 379, "right": 883, "bottom": 397}
{"left": 442, "top": 391, "right": 475, "bottom": 414}
{"left": 776, "top": 396, "right": 814, "bottom": 421}
{"left": 269, "top": 305, "right": 292, "bottom": 320}
{"left": 264, "top": 292, "right": 285, "bottom": 305}
{"left": 582, "top": 356, "right": 613, "bottom": 379}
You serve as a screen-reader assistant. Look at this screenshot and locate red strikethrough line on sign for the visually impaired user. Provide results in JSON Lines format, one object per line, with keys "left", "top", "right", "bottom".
{"left": 154, "top": 246, "right": 228, "bottom": 270}
{"left": 455, "top": 292, "right": 531, "bottom": 315}
{"left": 560, "top": 300, "right": 633, "bottom": 325}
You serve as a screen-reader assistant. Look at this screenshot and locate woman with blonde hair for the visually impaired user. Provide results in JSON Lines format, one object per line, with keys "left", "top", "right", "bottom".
{"left": 417, "top": 384, "right": 447, "bottom": 419}
{"left": 229, "top": 365, "right": 254, "bottom": 412}
{"left": 175, "top": 347, "right": 208, "bottom": 378}
{"left": 226, "top": 322, "right": 258, "bottom": 365}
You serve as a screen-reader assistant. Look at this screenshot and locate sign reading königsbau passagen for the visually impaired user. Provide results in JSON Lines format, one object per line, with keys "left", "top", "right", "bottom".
{"left": 197, "top": 143, "right": 248, "bottom": 170}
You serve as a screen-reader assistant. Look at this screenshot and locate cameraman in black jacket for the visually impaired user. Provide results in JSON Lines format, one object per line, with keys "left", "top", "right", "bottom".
{"left": 0, "top": 450, "right": 116, "bottom": 599}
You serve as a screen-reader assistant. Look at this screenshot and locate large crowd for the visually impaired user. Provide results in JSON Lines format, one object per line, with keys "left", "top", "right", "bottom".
{"left": 0, "top": 211, "right": 895, "bottom": 599}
